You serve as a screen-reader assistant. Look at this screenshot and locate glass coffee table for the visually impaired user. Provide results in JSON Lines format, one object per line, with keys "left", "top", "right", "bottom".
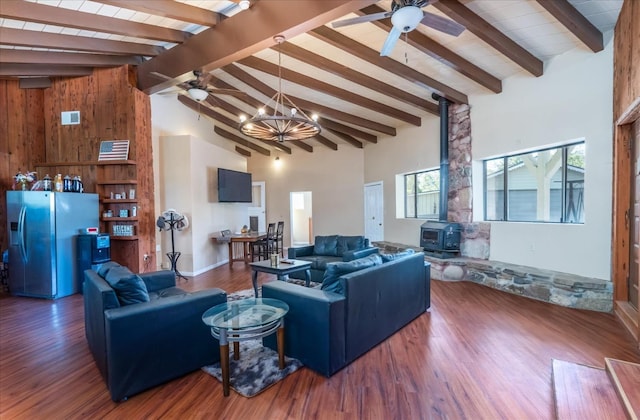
{"left": 249, "top": 259, "right": 312, "bottom": 297}
{"left": 202, "top": 298, "right": 289, "bottom": 397}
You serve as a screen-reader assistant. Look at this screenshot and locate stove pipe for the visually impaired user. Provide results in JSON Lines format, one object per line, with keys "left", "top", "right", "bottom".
{"left": 433, "top": 93, "right": 449, "bottom": 222}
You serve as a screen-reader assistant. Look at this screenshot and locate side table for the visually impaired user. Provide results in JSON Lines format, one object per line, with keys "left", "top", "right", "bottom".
{"left": 249, "top": 259, "right": 312, "bottom": 297}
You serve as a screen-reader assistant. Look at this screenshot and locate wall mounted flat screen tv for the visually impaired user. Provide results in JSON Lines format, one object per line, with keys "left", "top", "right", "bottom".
{"left": 218, "top": 168, "right": 252, "bottom": 203}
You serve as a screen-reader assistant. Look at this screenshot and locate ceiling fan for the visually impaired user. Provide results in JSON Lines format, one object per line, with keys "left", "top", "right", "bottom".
{"left": 332, "top": 0, "right": 465, "bottom": 57}
{"left": 153, "top": 70, "right": 246, "bottom": 103}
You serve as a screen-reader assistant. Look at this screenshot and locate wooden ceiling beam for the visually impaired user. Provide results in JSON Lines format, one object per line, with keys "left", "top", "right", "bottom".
{"left": 277, "top": 42, "right": 439, "bottom": 115}
{"left": 98, "top": 0, "right": 223, "bottom": 27}
{"left": 238, "top": 55, "right": 422, "bottom": 126}
{"left": 0, "top": 28, "right": 164, "bottom": 57}
{"left": 314, "top": 135, "right": 339, "bottom": 151}
{"left": 0, "top": 64, "right": 93, "bottom": 77}
{"left": 223, "top": 63, "right": 396, "bottom": 136}
{"left": 137, "top": 0, "right": 377, "bottom": 94}
{"left": 0, "top": 0, "right": 189, "bottom": 44}
{"left": 310, "top": 26, "right": 468, "bottom": 104}
{"left": 318, "top": 118, "right": 377, "bottom": 143}
{"left": 358, "top": 5, "right": 502, "bottom": 94}
{"left": 288, "top": 141, "right": 314, "bottom": 153}
{"left": 235, "top": 147, "right": 252, "bottom": 157}
{"left": 0, "top": 50, "right": 141, "bottom": 67}
{"left": 433, "top": 0, "right": 543, "bottom": 77}
{"left": 326, "top": 129, "right": 363, "bottom": 149}
{"left": 535, "top": 0, "right": 603, "bottom": 52}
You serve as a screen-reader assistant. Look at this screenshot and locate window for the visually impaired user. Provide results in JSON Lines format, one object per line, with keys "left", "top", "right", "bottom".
{"left": 405, "top": 169, "right": 440, "bottom": 219}
{"left": 484, "top": 142, "right": 585, "bottom": 223}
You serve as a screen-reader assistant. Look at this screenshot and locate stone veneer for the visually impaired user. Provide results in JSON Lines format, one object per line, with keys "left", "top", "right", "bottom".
{"left": 373, "top": 241, "right": 613, "bottom": 313}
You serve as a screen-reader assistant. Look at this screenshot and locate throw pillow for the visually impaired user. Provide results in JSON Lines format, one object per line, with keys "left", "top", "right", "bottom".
{"left": 321, "top": 254, "right": 380, "bottom": 294}
{"left": 104, "top": 266, "right": 150, "bottom": 306}
{"left": 97, "top": 261, "right": 121, "bottom": 278}
{"left": 313, "top": 235, "right": 339, "bottom": 256}
{"left": 336, "top": 236, "right": 365, "bottom": 256}
{"left": 381, "top": 248, "right": 416, "bottom": 263}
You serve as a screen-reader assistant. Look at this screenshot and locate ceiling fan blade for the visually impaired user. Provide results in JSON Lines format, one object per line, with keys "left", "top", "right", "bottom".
{"left": 331, "top": 11, "right": 391, "bottom": 28}
{"left": 420, "top": 11, "right": 465, "bottom": 36}
{"left": 208, "top": 88, "right": 247, "bottom": 98}
{"left": 380, "top": 25, "right": 402, "bottom": 57}
{"left": 205, "top": 96, "right": 221, "bottom": 108}
{"left": 150, "top": 71, "right": 172, "bottom": 81}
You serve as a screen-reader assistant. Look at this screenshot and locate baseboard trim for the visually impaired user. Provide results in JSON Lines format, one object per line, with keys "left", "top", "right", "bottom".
{"left": 615, "top": 301, "right": 639, "bottom": 342}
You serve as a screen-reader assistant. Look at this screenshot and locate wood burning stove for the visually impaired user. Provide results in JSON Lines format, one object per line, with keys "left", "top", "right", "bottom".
{"left": 420, "top": 221, "right": 461, "bottom": 258}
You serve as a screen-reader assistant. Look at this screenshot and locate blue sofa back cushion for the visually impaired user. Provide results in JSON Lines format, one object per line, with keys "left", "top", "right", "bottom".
{"left": 97, "top": 261, "right": 121, "bottom": 277}
{"left": 104, "top": 266, "right": 150, "bottom": 306}
{"left": 313, "top": 235, "right": 339, "bottom": 257}
{"left": 321, "top": 254, "right": 383, "bottom": 294}
{"left": 336, "top": 236, "right": 365, "bottom": 256}
{"left": 381, "top": 248, "right": 416, "bottom": 263}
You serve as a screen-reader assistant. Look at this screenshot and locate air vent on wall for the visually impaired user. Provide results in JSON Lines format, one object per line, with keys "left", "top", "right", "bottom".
{"left": 61, "top": 111, "right": 80, "bottom": 125}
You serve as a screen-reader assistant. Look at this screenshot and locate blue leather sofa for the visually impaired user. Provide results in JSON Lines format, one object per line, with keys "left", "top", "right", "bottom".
{"left": 262, "top": 251, "right": 430, "bottom": 376}
{"left": 287, "top": 235, "right": 379, "bottom": 283}
{"left": 83, "top": 262, "right": 226, "bottom": 401}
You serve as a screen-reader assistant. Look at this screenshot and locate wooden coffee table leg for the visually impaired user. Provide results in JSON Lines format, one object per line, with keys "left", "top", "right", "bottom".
{"left": 233, "top": 341, "right": 240, "bottom": 360}
{"left": 219, "top": 329, "right": 230, "bottom": 397}
{"left": 277, "top": 324, "right": 285, "bottom": 370}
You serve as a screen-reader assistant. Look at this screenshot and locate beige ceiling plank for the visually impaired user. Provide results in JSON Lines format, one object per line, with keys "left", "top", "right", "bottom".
{"left": 433, "top": 0, "right": 543, "bottom": 77}
{"left": 318, "top": 118, "right": 377, "bottom": 143}
{"left": 358, "top": 5, "right": 502, "bottom": 94}
{"left": 239, "top": 56, "right": 422, "bottom": 126}
{"left": 98, "top": 0, "right": 223, "bottom": 27}
{"left": 223, "top": 63, "right": 396, "bottom": 136}
{"left": 327, "top": 128, "right": 363, "bottom": 149}
{"left": 310, "top": 26, "right": 468, "bottom": 104}
{"left": 213, "top": 126, "right": 271, "bottom": 156}
{"left": 0, "top": 64, "right": 93, "bottom": 77}
{"left": 0, "top": 1, "right": 188, "bottom": 43}
{"left": 314, "top": 134, "right": 339, "bottom": 151}
{"left": 278, "top": 42, "right": 439, "bottom": 115}
{"left": 0, "top": 50, "right": 141, "bottom": 67}
{"left": 535, "top": 0, "right": 603, "bottom": 52}
{"left": 137, "top": 0, "right": 378, "bottom": 94}
{"left": 0, "top": 28, "right": 164, "bottom": 57}
{"left": 235, "top": 147, "right": 252, "bottom": 157}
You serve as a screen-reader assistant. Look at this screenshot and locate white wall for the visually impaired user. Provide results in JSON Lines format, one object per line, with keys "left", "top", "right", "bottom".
{"left": 469, "top": 44, "right": 613, "bottom": 280}
{"left": 151, "top": 95, "right": 249, "bottom": 274}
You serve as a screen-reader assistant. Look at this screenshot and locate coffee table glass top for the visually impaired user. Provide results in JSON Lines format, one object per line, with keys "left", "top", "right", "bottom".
{"left": 202, "top": 298, "right": 289, "bottom": 330}
{"left": 249, "top": 259, "right": 311, "bottom": 270}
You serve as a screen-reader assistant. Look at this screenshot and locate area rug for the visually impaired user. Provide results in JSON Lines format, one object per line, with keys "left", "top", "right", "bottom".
{"left": 202, "top": 340, "right": 303, "bottom": 398}
{"left": 227, "top": 278, "right": 320, "bottom": 301}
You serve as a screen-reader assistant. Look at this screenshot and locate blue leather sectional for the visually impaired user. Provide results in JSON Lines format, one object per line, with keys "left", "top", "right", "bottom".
{"left": 84, "top": 262, "right": 226, "bottom": 401}
{"left": 262, "top": 250, "right": 430, "bottom": 376}
{"left": 287, "top": 235, "right": 379, "bottom": 283}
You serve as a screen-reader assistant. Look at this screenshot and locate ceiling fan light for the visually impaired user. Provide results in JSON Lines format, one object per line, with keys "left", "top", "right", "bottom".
{"left": 239, "top": 115, "right": 247, "bottom": 122}
{"left": 188, "top": 88, "right": 208, "bottom": 101}
{"left": 391, "top": 6, "right": 423, "bottom": 32}
{"left": 238, "top": 0, "right": 250, "bottom": 10}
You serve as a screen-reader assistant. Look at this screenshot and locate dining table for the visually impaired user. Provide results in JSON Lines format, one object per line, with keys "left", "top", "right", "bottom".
{"left": 212, "top": 232, "right": 267, "bottom": 268}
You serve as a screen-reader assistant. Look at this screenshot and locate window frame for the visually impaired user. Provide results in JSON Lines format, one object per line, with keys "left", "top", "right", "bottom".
{"left": 404, "top": 168, "right": 440, "bottom": 220}
{"left": 483, "top": 141, "right": 585, "bottom": 223}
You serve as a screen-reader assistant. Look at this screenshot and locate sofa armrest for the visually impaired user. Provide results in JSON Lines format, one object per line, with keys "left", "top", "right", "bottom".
{"left": 103, "top": 288, "right": 226, "bottom": 401}
{"left": 139, "top": 270, "right": 176, "bottom": 292}
{"left": 262, "top": 281, "right": 347, "bottom": 377}
{"left": 342, "top": 247, "right": 379, "bottom": 262}
{"left": 288, "top": 245, "right": 314, "bottom": 259}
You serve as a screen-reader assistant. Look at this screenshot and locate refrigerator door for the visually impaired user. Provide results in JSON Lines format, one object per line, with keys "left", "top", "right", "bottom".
{"left": 7, "top": 192, "right": 27, "bottom": 294}
{"left": 23, "top": 192, "right": 56, "bottom": 297}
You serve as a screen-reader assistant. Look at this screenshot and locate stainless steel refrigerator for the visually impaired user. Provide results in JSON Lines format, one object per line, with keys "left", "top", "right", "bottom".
{"left": 6, "top": 191, "right": 99, "bottom": 298}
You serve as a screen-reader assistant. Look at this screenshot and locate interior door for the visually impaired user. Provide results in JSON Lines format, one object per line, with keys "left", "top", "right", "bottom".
{"left": 364, "top": 182, "right": 384, "bottom": 242}
{"left": 629, "top": 120, "right": 639, "bottom": 310}
{"left": 248, "top": 181, "right": 266, "bottom": 232}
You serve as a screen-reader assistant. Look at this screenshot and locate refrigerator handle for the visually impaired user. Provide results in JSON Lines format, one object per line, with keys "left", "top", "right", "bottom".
{"left": 18, "top": 206, "right": 27, "bottom": 263}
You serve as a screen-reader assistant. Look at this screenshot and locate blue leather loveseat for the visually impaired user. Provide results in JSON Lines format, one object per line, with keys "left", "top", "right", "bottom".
{"left": 83, "top": 262, "right": 226, "bottom": 401}
{"left": 262, "top": 250, "right": 430, "bottom": 376}
{"left": 287, "top": 235, "right": 379, "bottom": 283}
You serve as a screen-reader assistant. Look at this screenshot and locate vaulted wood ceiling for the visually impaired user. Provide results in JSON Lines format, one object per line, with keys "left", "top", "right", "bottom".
{"left": 0, "top": 0, "right": 623, "bottom": 156}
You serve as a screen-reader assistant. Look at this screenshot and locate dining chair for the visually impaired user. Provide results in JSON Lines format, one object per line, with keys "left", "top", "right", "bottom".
{"left": 251, "top": 223, "right": 275, "bottom": 261}
{"left": 275, "top": 221, "right": 285, "bottom": 257}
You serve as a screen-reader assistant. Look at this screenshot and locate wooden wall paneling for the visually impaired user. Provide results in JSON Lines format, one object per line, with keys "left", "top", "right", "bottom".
{"left": 0, "top": 81, "right": 9, "bottom": 254}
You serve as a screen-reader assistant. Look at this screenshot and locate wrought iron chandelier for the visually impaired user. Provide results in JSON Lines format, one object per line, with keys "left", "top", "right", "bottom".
{"left": 238, "top": 35, "right": 321, "bottom": 143}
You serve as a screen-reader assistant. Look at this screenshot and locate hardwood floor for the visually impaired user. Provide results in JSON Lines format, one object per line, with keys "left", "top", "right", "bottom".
{"left": 1, "top": 264, "right": 639, "bottom": 419}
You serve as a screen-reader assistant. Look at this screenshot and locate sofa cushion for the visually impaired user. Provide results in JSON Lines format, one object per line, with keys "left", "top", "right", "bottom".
{"left": 104, "top": 266, "right": 150, "bottom": 306}
{"left": 313, "top": 235, "right": 339, "bottom": 256}
{"left": 97, "top": 261, "right": 121, "bottom": 278}
{"left": 381, "top": 248, "right": 416, "bottom": 263}
{"left": 336, "top": 236, "right": 365, "bottom": 256}
{"left": 148, "top": 287, "right": 187, "bottom": 300}
{"left": 321, "top": 254, "right": 382, "bottom": 294}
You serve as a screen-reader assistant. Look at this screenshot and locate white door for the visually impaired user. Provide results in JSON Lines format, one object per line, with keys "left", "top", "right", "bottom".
{"left": 364, "top": 182, "right": 383, "bottom": 242}
{"left": 249, "top": 181, "right": 266, "bottom": 232}
{"left": 290, "top": 191, "right": 312, "bottom": 246}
